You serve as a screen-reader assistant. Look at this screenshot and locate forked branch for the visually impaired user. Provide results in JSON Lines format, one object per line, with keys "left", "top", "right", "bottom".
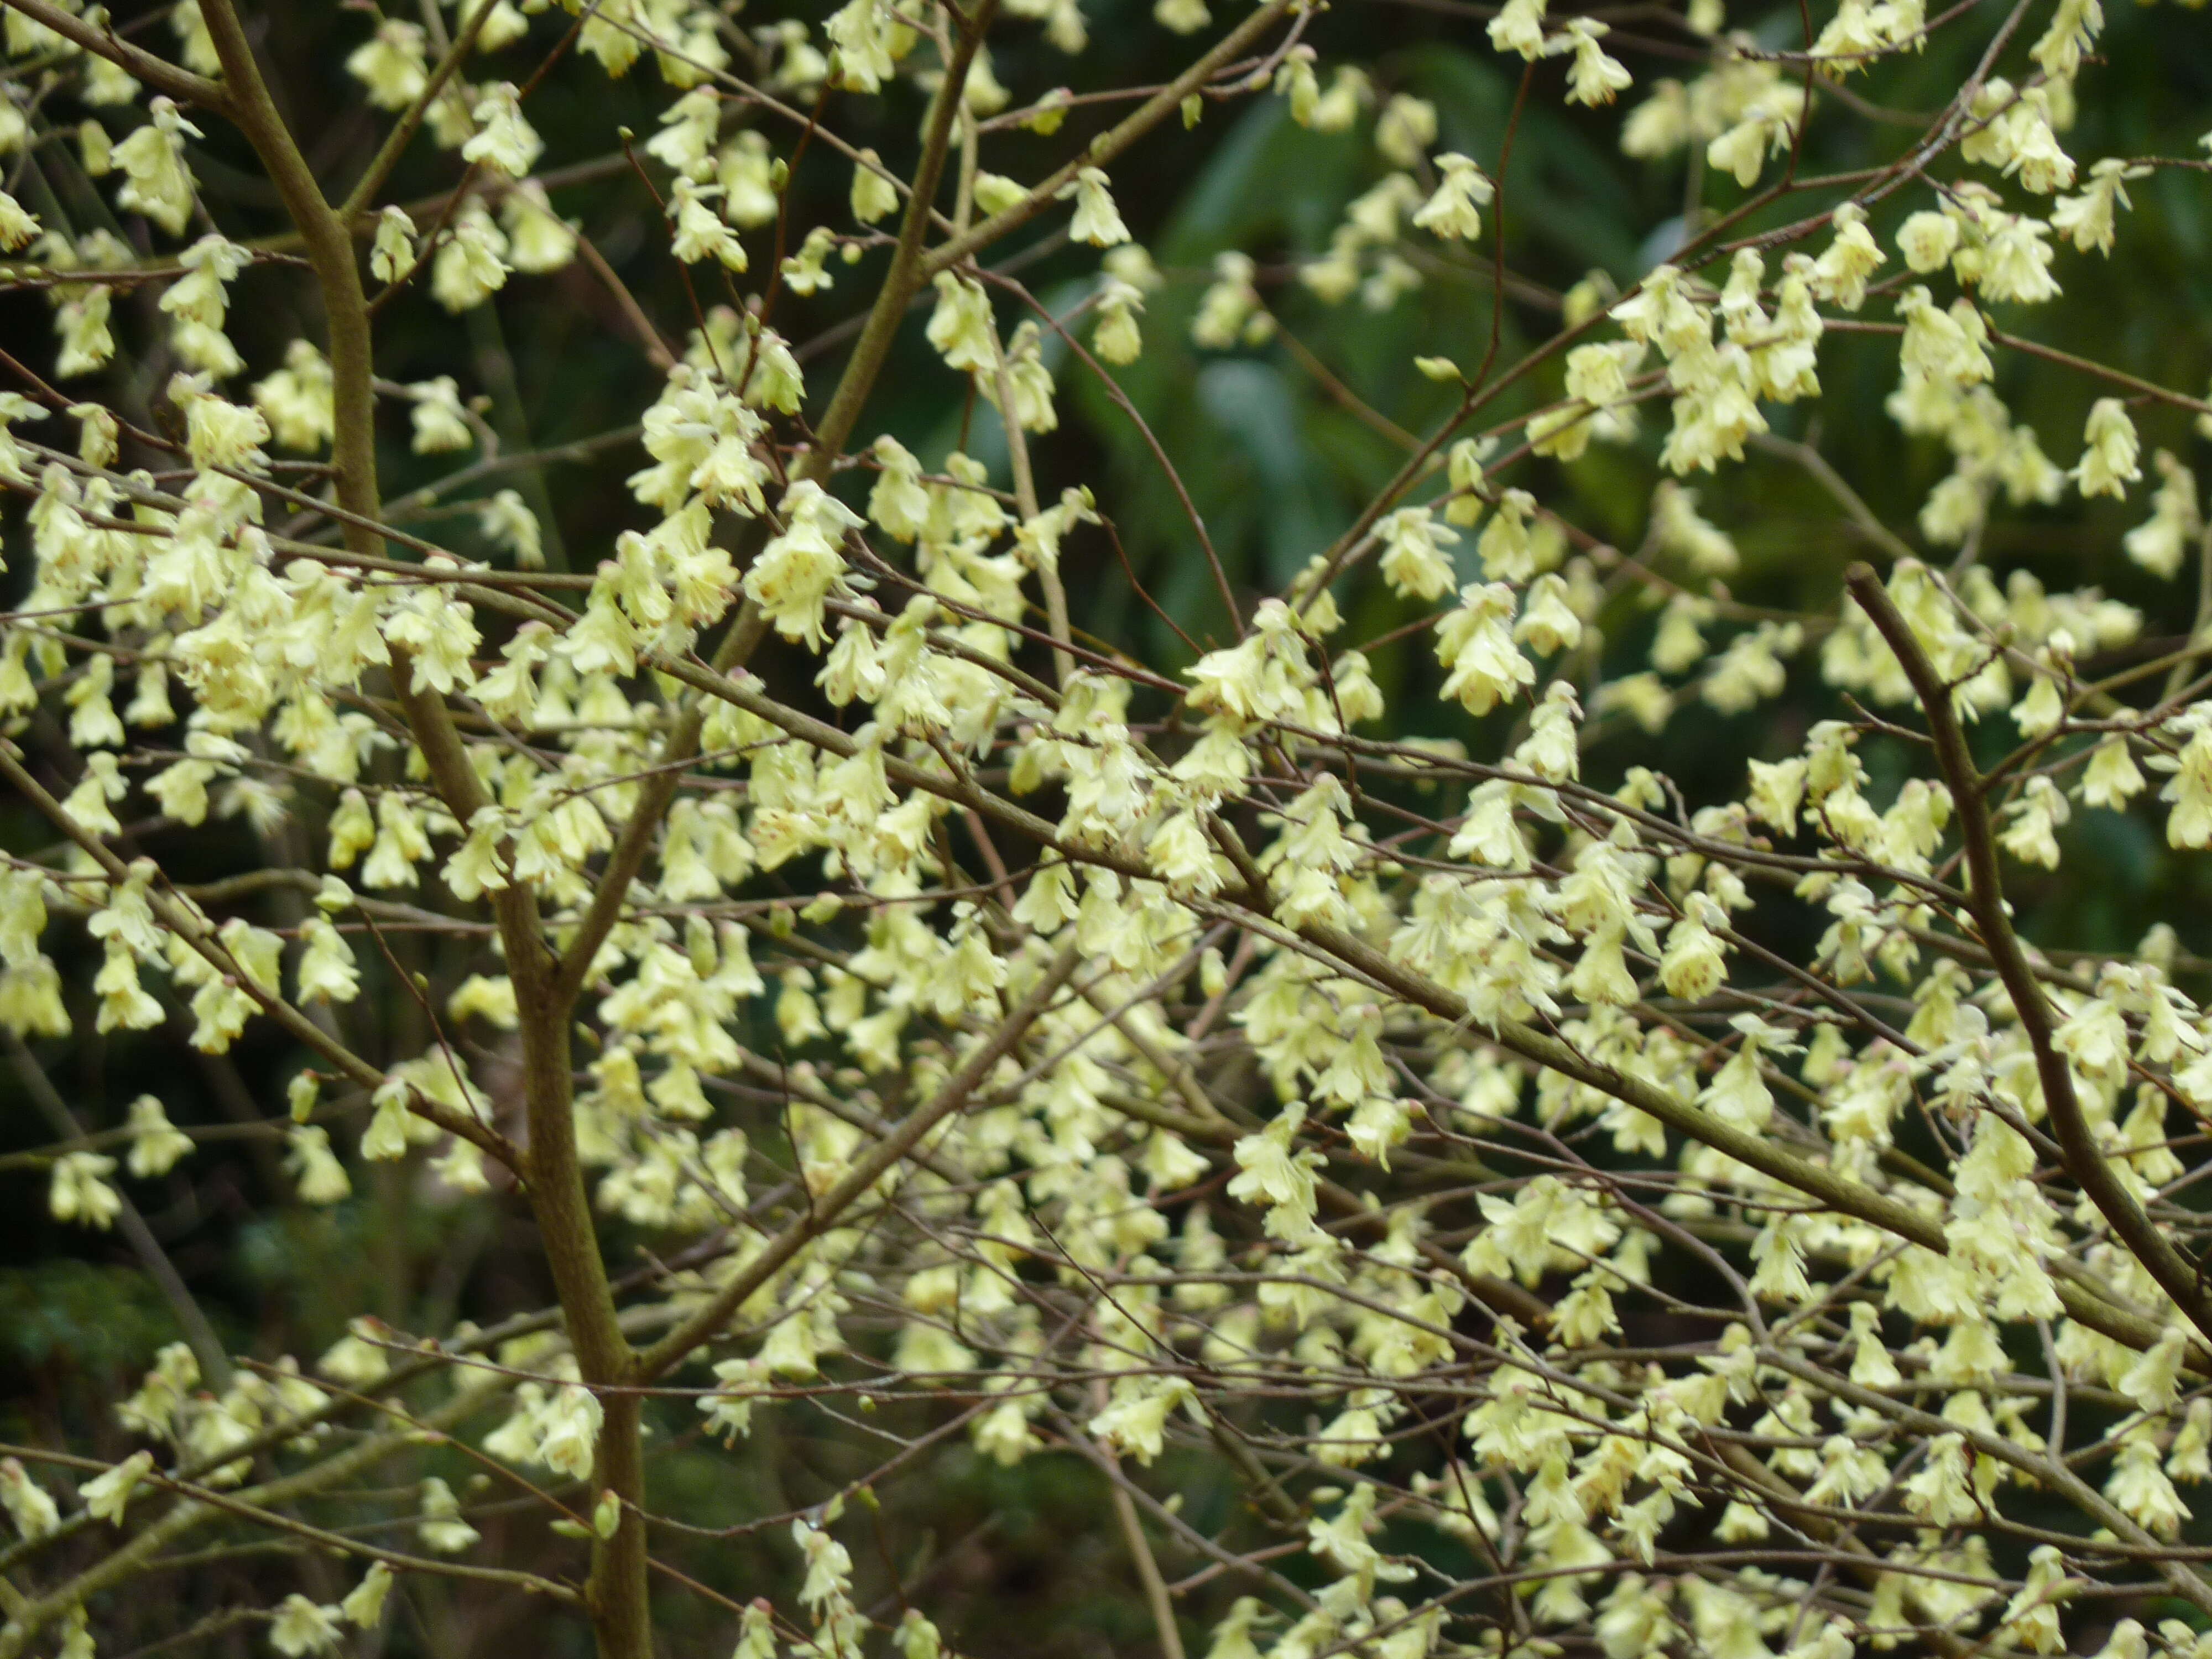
{"left": 1847, "top": 562, "right": 2212, "bottom": 1357}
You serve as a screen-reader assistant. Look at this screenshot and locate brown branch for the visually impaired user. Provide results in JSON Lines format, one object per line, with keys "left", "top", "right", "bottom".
{"left": 975, "top": 267, "right": 1241, "bottom": 638}
{"left": 800, "top": 0, "right": 1000, "bottom": 479}
{"left": 919, "top": 0, "right": 1297, "bottom": 280}
{"left": 633, "top": 945, "right": 1081, "bottom": 1383}
{"left": 0, "top": 0, "right": 229, "bottom": 111}
{"left": 0, "top": 742, "right": 517, "bottom": 1166}
{"left": 189, "top": 4, "right": 648, "bottom": 1648}
{"left": 550, "top": 0, "right": 1001, "bottom": 1008}
{"left": 624, "top": 643, "right": 2181, "bottom": 1366}
{"left": 3, "top": 1032, "right": 233, "bottom": 1387}
{"left": 0, "top": 1370, "right": 520, "bottom": 1659}
{"left": 1846, "top": 563, "right": 2212, "bottom": 1359}
{"left": 1292, "top": 912, "right": 2182, "bottom": 1363}
{"left": 1107, "top": 1451, "right": 1190, "bottom": 1659}
{"left": 336, "top": 0, "right": 498, "bottom": 224}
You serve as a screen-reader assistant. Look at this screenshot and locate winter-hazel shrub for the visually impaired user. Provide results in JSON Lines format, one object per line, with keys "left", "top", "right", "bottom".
{"left": 1, "top": 0, "right": 2211, "bottom": 1657}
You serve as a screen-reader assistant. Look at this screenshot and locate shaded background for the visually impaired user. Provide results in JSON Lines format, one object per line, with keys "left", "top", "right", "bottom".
{"left": 4, "top": 0, "right": 2212, "bottom": 1650}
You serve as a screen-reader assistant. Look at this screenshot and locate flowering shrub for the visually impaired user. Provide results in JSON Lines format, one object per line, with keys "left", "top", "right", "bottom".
{"left": 1, "top": 0, "right": 2210, "bottom": 1656}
